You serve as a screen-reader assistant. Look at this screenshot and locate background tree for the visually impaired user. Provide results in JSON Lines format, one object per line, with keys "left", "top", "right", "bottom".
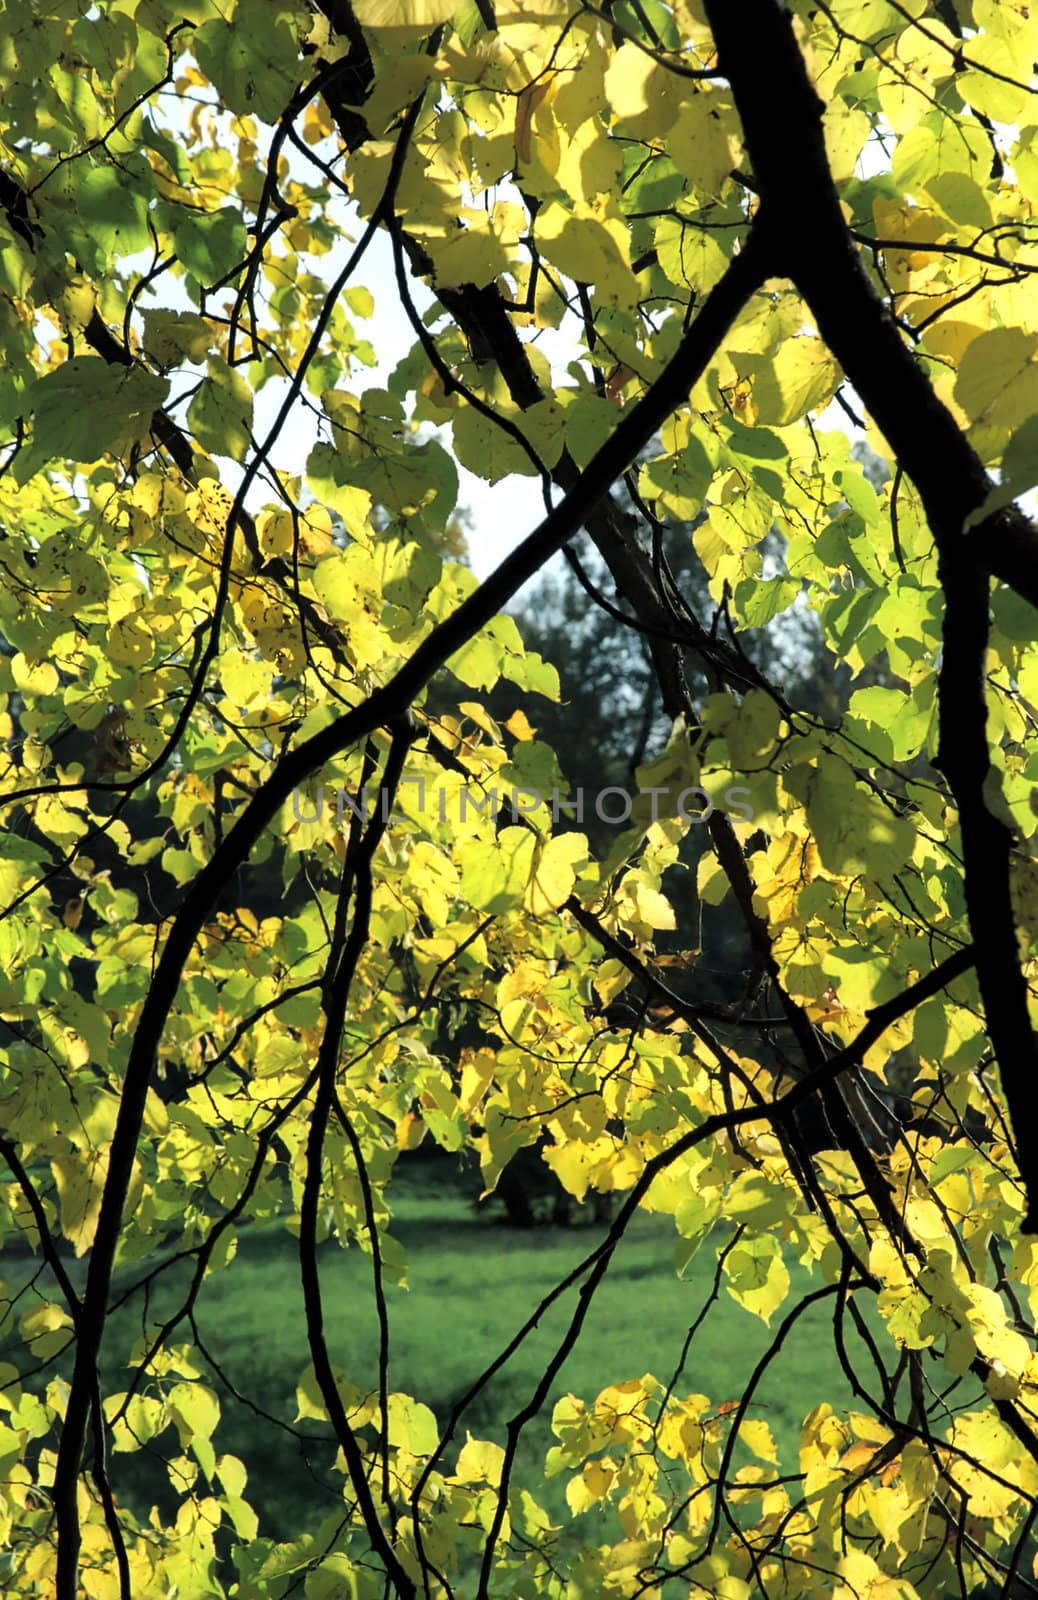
{"left": 1, "top": 3, "right": 1038, "bottom": 1599}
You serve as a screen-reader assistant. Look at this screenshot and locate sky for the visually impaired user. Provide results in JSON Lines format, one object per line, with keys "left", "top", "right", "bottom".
{"left": 148, "top": 47, "right": 1035, "bottom": 608}
{"left": 134, "top": 84, "right": 553, "bottom": 587}
{"left": 248, "top": 225, "right": 555, "bottom": 583}
{"left": 157, "top": 84, "right": 866, "bottom": 594}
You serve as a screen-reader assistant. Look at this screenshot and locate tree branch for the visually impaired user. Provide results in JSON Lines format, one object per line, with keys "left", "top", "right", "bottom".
{"left": 50, "top": 227, "right": 770, "bottom": 1593}
{"left": 702, "top": 0, "right": 1038, "bottom": 1233}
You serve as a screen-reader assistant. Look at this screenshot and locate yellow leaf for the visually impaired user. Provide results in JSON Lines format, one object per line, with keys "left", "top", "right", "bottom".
{"left": 824, "top": 101, "right": 871, "bottom": 182}
{"left": 739, "top": 1418, "right": 779, "bottom": 1465}
{"left": 515, "top": 78, "right": 552, "bottom": 165}
{"left": 353, "top": 0, "right": 460, "bottom": 25}
{"left": 256, "top": 508, "right": 294, "bottom": 558}
{"left": 536, "top": 199, "right": 640, "bottom": 308}
{"left": 56, "top": 275, "right": 97, "bottom": 335}
{"left": 300, "top": 504, "right": 334, "bottom": 554}
{"left": 622, "top": 874, "right": 676, "bottom": 932}
{"left": 669, "top": 91, "right": 738, "bottom": 196}
{"left": 605, "top": 43, "right": 682, "bottom": 137}
{"left": 504, "top": 708, "right": 536, "bottom": 741}
{"left": 11, "top": 653, "right": 59, "bottom": 696}
{"left": 738, "top": 338, "right": 841, "bottom": 426}
{"left": 526, "top": 831, "right": 588, "bottom": 914}
{"left": 454, "top": 1434, "right": 505, "bottom": 1485}
{"left": 834, "top": 1547, "right": 906, "bottom": 1600}
{"left": 954, "top": 327, "right": 1038, "bottom": 432}
{"left": 947, "top": 1411, "right": 1023, "bottom": 1517}
{"left": 542, "top": 1138, "right": 601, "bottom": 1203}
{"left": 50, "top": 1150, "right": 107, "bottom": 1255}
{"left": 433, "top": 202, "right": 525, "bottom": 289}
{"left": 396, "top": 1113, "right": 427, "bottom": 1151}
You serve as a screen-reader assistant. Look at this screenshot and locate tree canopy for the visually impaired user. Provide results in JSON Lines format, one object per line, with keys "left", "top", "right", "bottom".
{"left": 3, "top": 0, "right": 1038, "bottom": 1595}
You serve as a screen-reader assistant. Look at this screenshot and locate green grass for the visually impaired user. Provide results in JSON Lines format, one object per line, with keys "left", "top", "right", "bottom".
{"left": 137, "top": 1197, "right": 865, "bottom": 1543}
{"left": 1, "top": 1170, "right": 884, "bottom": 1559}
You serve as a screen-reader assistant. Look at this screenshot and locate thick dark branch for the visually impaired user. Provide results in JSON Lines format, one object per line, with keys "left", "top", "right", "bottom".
{"left": 569, "top": 897, "right": 976, "bottom": 1064}
{"left": 317, "top": 12, "right": 772, "bottom": 713}
{"left": 50, "top": 231, "right": 769, "bottom": 1593}
{"left": 702, "top": 0, "right": 1038, "bottom": 1234}
{"left": 450, "top": 927, "right": 1017, "bottom": 1593}
{"left": 701, "top": 0, "right": 1038, "bottom": 608}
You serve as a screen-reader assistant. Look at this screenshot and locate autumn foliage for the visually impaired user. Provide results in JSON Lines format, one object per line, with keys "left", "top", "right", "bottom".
{"left": 3, "top": 0, "right": 1038, "bottom": 1596}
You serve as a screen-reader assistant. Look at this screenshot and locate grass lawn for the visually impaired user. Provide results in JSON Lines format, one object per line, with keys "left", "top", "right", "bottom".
{"left": 1, "top": 1164, "right": 895, "bottom": 1569}
{"left": 123, "top": 1181, "right": 878, "bottom": 1544}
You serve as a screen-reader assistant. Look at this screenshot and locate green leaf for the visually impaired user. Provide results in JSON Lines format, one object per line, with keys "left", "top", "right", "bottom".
{"left": 457, "top": 830, "right": 528, "bottom": 912}
{"left": 893, "top": 110, "right": 990, "bottom": 190}
{"left": 639, "top": 432, "right": 716, "bottom": 519}
{"left": 167, "top": 1381, "right": 220, "bottom": 1447}
{"left": 305, "top": 442, "right": 375, "bottom": 529}
{"left": 734, "top": 574, "right": 800, "bottom": 628}
{"left": 449, "top": 630, "right": 504, "bottom": 690}
{"left": 783, "top": 755, "right": 914, "bottom": 879}
{"left": 724, "top": 421, "right": 788, "bottom": 462}
{"left": 833, "top": 465, "right": 880, "bottom": 525}
{"left": 73, "top": 165, "right": 151, "bottom": 254}
{"left": 387, "top": 1392, "right": 439, "bottom": 1455}
{"left": 173, "top": 207, "right": 248, "bottom": 287}
{"left": 724, "top": 1235, "right": 790, "bottom": 1324}
{"left": 306, "top": 1555, "right": 362, "bottom": 1599}
{"left": 16, "top": 358, "right": 169, "bottom": 481}
{"left": 193, "top": 1, "right": 304, "bottom": 121}
{"left": 188, "top": 356, "right": 254, "bottom": 460}
{"left": 654, "top": 213, "right": 729, "bottom": 292}
{"left": 451, "top": 402, "right": 540, "bottom": 483}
